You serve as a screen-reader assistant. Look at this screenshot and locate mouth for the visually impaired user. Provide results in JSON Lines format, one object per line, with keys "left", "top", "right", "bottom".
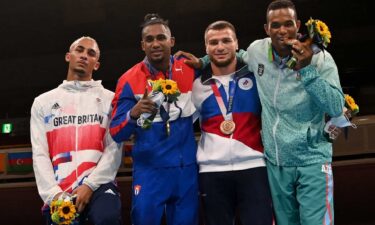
{"left": 214, "top": 53, "right": 228, "bottom": 59}
{"left": 278, "top": 37, "right": 294, "bottom": 45}
{"left": 77, "top": 60, "right": 87, "bottom": 66}
{"left": 150, "top": 50, "right": 163, "bottom": 55}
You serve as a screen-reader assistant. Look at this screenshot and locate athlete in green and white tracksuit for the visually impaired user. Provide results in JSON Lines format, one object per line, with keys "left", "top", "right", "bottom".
{"left": 242, "top": 37, "right": 344, "bottom": 225}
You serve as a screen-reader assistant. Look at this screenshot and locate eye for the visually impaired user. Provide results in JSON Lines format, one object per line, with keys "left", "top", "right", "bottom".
{"left": 222, "top": 38, "right": 233, "bottom": 44}
{"left": 208, "top": 40, "right": 218, "bottom": 45}
{"left": 144, "top": 36, "right": 155, "bottom": 43}
{"left": 156, "top": 34, "right": 167, "bottom": 41}
{"left": 87, "top": 49, "right": 97, "bottom": 57}
{"left": 284, "top": 21, "right": 295, "bottom": 27}
{"left": 75, "top": 46, "right": 84, "bottom": 52}
{"left": 270, "top": 22, "right": 281, "bottom": 29}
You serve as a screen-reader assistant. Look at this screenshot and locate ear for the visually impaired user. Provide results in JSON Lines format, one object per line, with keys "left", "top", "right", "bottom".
{"left": 93, "top": 61, "right": 100, "bottom": 71}
{"left": 141, "top": 41, "right": 145, "bottom": 51}
{"left": 170, "top": 36, "right": 175, "bottom": 48}
{"left": 296, "top": 20, "right": 301, "bottom": 32}
{"left": 65, "top": 52, "right": 70, "bottom": 62}
{"left": 264, "top": 23, "right": 270, "bottom": 36}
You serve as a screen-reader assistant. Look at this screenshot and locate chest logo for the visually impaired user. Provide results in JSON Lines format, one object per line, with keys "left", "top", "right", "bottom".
{"left": 257, "top": 64, "right": 264, "bottom": 76}
{"left": 238, "top": 78, "right": 253, "bottom": 91}
{"left": 51, "top": 102, "right": 61, "bottom": 116}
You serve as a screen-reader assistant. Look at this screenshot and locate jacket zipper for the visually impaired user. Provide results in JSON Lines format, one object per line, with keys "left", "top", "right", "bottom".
{"left": 272, "top": 70, "right": 282, "bottom": 166}
{"left": 74, "top": 82, "right": 79, "bottom": 187}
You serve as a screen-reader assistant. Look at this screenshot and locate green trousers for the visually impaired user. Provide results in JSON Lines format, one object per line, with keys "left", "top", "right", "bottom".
{"left": 266, "top": 160, "right": 334, "bottom": 225}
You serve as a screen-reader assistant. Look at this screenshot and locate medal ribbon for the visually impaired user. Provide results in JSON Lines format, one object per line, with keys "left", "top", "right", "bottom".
{"left": 143, "top": 56, "right": 182, "bottom": 136}
{"left": 210, "top": 79, "right": 236, "bottom": 120}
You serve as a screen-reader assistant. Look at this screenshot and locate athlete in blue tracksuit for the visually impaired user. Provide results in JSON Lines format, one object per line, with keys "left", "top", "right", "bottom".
{"left": 110, "top": 14, "right": 198, "bottom": 225}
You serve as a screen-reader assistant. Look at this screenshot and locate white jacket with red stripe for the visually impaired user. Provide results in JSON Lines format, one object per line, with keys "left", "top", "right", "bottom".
{"left": 31, "top": 80, "right": 122, "bottom": 205}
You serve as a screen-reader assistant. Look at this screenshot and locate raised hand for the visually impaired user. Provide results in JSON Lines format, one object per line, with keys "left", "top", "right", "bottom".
{"left": 130, "top": 88, "right": 157, "bottom": 119}
{"left": 174, "top": 50, "right": 202, "bottom": 69}
{"left": 287, "top": 39, "right": 313, "bottom": 71}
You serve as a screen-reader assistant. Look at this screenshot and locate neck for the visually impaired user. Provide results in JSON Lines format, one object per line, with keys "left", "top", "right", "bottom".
{"left": 211, "top": 58, "right": 237, "bottom": 76}
{"left": 66, "top": 71, "right": 92, "bottom": 81}
{"left": 150, "top": 58, "right": 170, "bottom": 74}
{"left": 273, "top": 46, "right": 290, "bottom": 59}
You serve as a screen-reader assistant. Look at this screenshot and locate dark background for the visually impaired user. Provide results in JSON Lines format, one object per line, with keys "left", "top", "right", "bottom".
{"left": 1, "top": 0, "right": 374, "bottom": 119}
{"left": 0, "top": 1, "right": 374, "bottom": 224}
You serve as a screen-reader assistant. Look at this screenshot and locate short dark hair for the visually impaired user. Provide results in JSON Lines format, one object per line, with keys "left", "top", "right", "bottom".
{"left": 141, "top": 13, "right": 170, "bottom": 37}
{"left": 266, "top": 0, "right": 297, "bottom": 22}
{"left": 204, "top": 20, "right": 237, "bottom": 41}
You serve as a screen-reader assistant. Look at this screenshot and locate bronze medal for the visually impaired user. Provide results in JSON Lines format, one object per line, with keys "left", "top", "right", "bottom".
{"left": 220, "top": 120, "right": 236, "bottom": 135}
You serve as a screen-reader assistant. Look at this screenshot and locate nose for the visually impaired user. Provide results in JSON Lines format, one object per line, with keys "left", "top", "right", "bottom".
{"left": 216, "top": 41, "right": 225, "bottom": 51}
{"left": 151, "top": 39, "right": 161, "bottom": 48}
{"left": 79, "top": 51, "right": 88, "bottom": 59}
{"left": 279, "top": 25, "right": 287, "bottom": 34}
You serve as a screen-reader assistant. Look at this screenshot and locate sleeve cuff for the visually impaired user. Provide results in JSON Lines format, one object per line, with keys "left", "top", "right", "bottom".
{"left": 83, "top": 179, "right": 99, "bottom": 192}
{"left": 127, "top": 111, "right": 138, "bottom": 125}
{"left": 299, "top": 64, "right": 319, "bottom": 83}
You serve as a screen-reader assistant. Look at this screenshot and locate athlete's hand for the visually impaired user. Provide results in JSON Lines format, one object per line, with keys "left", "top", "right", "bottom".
{"left": 72, "top": 184, "right": 93, "bottom": 213}
{"left": 130, "top": 88, "right": 157, "bottom": 119}
{"left": 327, "top": 124, "right": 342, "bottom": 140}
{"left": 287, "top": 39, "right": 313, "bottom": 71}
{"left": 174, "top": 50, "right": 202, "bottom": 69}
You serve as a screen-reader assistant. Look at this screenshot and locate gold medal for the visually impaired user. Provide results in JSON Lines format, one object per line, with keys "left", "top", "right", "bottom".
{"left": 220, "top": 120, "right": 236, "bottom": 135}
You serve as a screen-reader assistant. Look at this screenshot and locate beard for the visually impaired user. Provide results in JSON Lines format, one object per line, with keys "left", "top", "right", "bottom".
{"left": 209, "top": 54, "right": 235, "bottom": 68}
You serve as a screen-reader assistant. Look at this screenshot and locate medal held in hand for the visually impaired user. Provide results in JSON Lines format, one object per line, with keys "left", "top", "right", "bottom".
{"left": 220, "top": 120, "right": 236, "bottom": 135}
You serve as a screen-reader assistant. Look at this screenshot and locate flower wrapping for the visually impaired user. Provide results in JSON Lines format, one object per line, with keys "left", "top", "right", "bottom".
{"left": 138, "top": 78, "right": 181, "bottom": 129}
{"left": 50, "top": 193, "right": 79, "bottom": 225}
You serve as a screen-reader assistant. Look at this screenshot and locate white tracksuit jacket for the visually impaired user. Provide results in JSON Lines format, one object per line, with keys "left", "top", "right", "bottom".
{"left": 30, "top": 80, "right": 122, "bottom": 205}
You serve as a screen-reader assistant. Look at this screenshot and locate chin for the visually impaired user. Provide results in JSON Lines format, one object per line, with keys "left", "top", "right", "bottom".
{"left": 73, "top": 68, "right": 86, "bottom": 74}
{"left": 212, "top": 58, "right": 232, "bottom": 67}
{"left": 149, "top": 56, "right": 164, "bottom": 64}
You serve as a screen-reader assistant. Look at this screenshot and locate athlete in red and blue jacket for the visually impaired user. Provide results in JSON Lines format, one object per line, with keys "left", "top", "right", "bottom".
{"left": 110, "top": 14, "right": 198, "bottom": 225}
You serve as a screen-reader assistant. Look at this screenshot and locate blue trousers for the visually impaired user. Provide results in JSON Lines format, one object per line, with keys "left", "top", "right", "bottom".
{"left": 43, "top": 182, "right": 122, "bottom": 225}
{"left": 131, "top": 164, "right": 199, "bottom": 225}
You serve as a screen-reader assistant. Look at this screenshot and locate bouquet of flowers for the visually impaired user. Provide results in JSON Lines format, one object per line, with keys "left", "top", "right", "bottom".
{"left": 287, "top": 18, "right": 332, "bottom": 68}
{"left": 324, "top": 94, "right": 359, "bottom": 139}
{"left": 50, "top": 193, "right": 79, "bottom": 225}
{"left": 344, "top": 94, "right": 359, "bottom": 115}
{"left": 138, "top": 78, "right": 181, "bottom": 129}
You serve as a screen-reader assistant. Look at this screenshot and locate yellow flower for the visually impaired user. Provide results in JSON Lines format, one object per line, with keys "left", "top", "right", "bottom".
{"left": 151, "top": 78, "right": 164, "bottom": 92}
{"left": 161, "top": 79, "right": 179, "bottom": 95}
{"left": 58, "top": 201, "right": 76, "bottom": 220}
{"left": 315, "top": 20, "right": 331, "bottom": 40}
{"left": 306, "top": 18, "right": 314, "bottom": 27}
{"left": 345, "top": 94, "right": 359, "bottom": 114}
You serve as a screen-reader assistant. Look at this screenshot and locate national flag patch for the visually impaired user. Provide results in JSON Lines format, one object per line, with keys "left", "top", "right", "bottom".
{"left": 134, "top": 184, "right": 141, "bottom": 196}
{"left": 7, "top": 152, "right": 33, "bottom": 173}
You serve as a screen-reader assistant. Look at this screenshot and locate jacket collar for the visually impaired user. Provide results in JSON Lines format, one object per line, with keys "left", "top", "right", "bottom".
{"left": 59, "top": 79, "right": 102, "bottom": 91}
{"left": 268, "top": 41, "right": 292, "bottom": 69}
{"left": 200, "top": 61, "right": 248, "bottom": 84}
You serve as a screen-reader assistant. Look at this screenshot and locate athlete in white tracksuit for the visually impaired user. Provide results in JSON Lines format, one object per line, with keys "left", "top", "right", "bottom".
{"left": 31, "top": 37, "right": 123, "bottom": 225}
